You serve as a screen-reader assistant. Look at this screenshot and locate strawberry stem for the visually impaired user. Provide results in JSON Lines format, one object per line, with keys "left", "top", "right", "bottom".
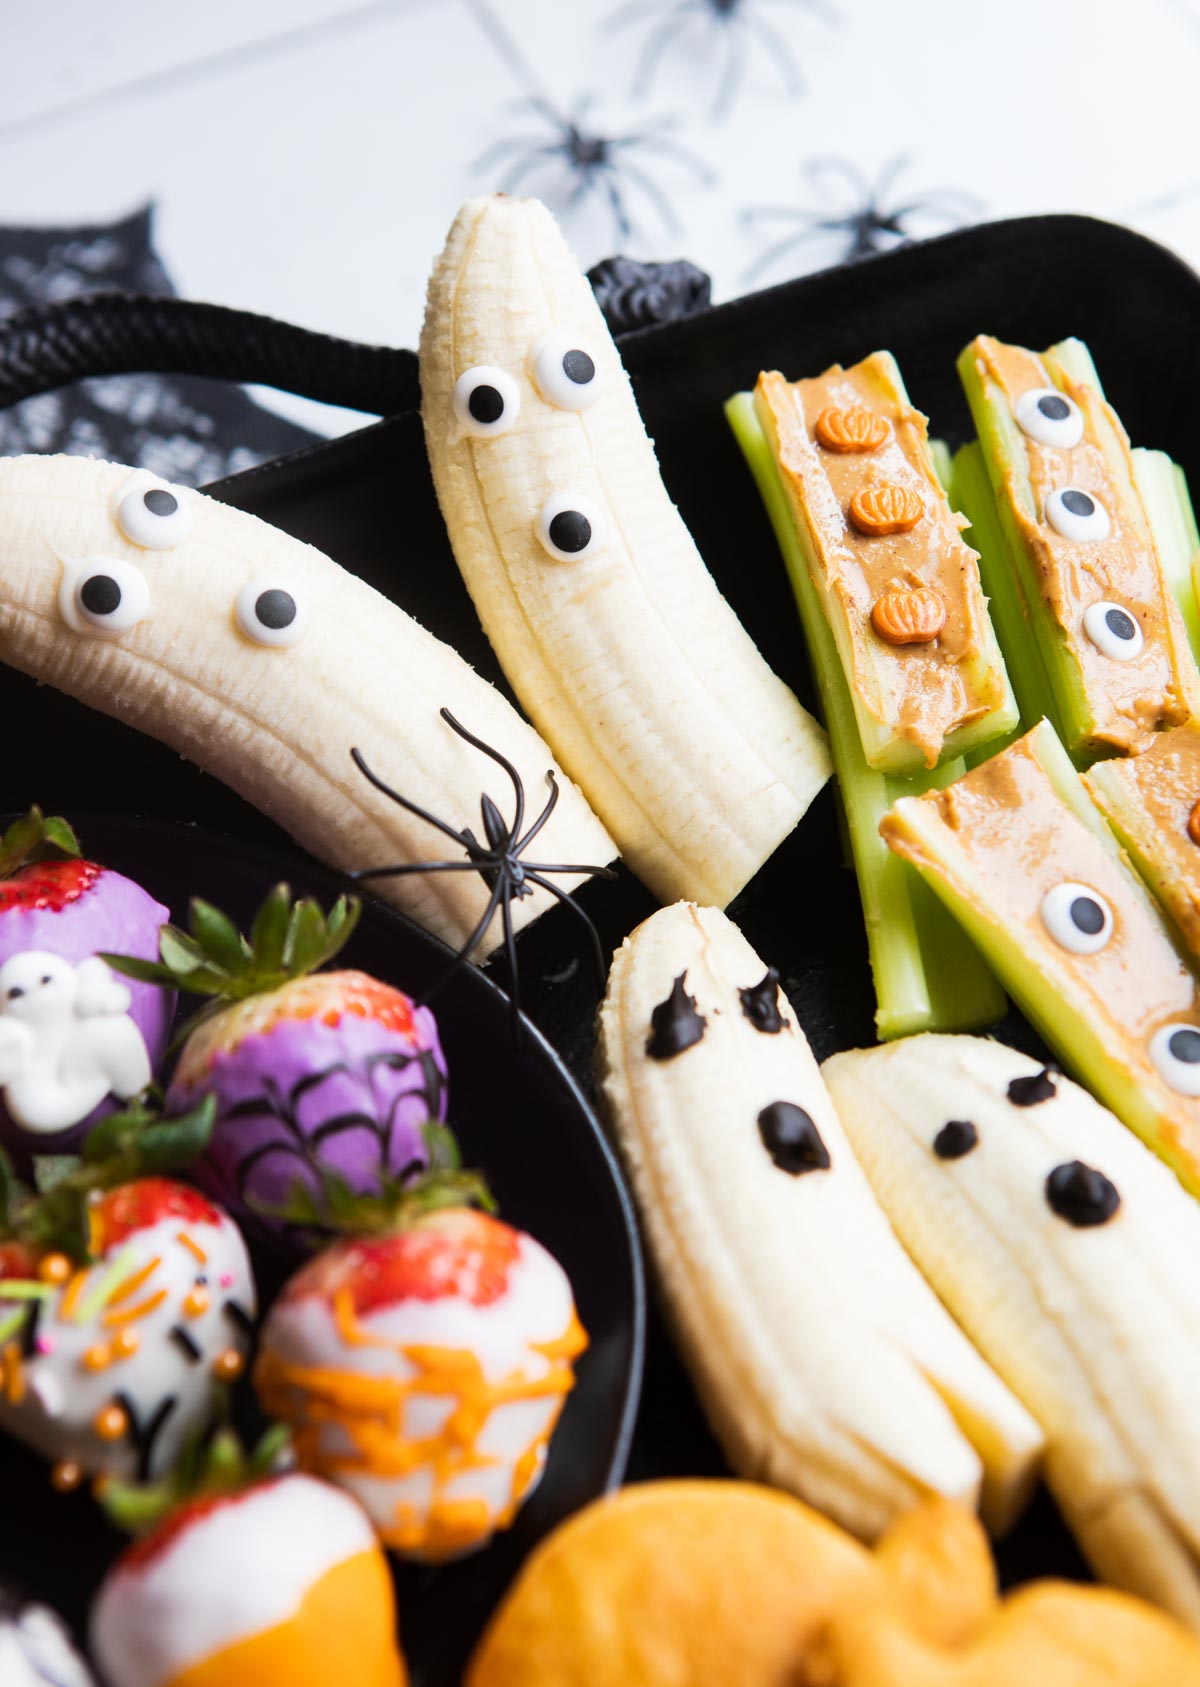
{"left": 0, "top": 807, "right": 81, "bottom": 880}
{"left": 101, "top": 1420, "right": 294, "bottom": 1537}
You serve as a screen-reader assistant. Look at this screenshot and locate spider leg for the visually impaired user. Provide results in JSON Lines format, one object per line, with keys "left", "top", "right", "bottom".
{"left": 620, "top": 157, "right": 686, "bottom": 234}
{"left": 711, "top": 16, "right": 749, "bottom": 119}
{"left": 439, "top": 709, "right": 525, "bottom": 842}
{"left": 761, "top": 0, "right": 841, "bottom": 23}
{"left": 600, "top": 170, "right": 636, "bottom": 240}
{"left": 526, "top": 872, "right": 610, "bottom": 993}
{"left": 742, "top": 222, "right": 835, "bottom": 282}
{"left": 805, "top": 154, "right": 870, "bottom": 202}
{"left": 514, "top": 770, "right": 560, "bottom": 854}
{"left": 744, "top": 10, "right": 804, "bottom": 96}
{"left": 631, "top": 3, "right": 699, "bottom": 98}
{"left": 350, "top": 748, "right": 472, "bottom": 849}
{"left": 350, "top": 860, "right": 482, "bottom": 881}
{"left": 419, "top": 876, "right": 506, "bottom": 1005}
{"left": 499, "top": 879, "right": 524, "bottom": 1046}
{"left": 888, "top": 190, "right": 982, "bottom": 222}
{"left": 604, "top": 0, "right": 668, "bottom": 33}
{"left": 872, "top": 153, "right": 913, "bottom": 205}
{"left": 471, "top": 131, "right": 551, "bottom": 173}
{"left": 522, "top": 861, "right": 620, "bottom": 880}
{"left": 740, "top": 202, "right": 822, "bottom": 227}
{"left": 611, "top": 132, "right": 713, "bottom": 183}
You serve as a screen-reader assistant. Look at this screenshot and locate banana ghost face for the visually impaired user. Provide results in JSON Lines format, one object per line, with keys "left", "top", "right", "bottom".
{"left": 0, "top": 453, "right": 613, "bottom": 956}
{"left": 421, "top": 195, "right": 831, "bottom": 909}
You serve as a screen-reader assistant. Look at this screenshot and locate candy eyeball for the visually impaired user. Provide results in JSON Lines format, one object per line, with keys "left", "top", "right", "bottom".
{"left": 452, "top": 365, "right": 520, "bottom": 436}
{"left": 235, "top": 580, "right": 307, "bottom": 648}
{"left": 537, "top": 492, "right": 606, "bottom": 561}
{"left": 532, "top": 330, "right": 601, "bottom": 411}
{"left": 58, "top": 556, "right": 151, "bottom": 637}
{"left": 1039, "top": 882, "right": 1114, "bottom": 954}
{"left": 1014, "top": 387, "right": 1084, "bottom": 449}
{"left": 1045, "top": 485, "right": 1111, "bottom": 543}
{"left": 1083, "top": 601, "right": 1144, "bottom": 662}
{"left": 114, "top": 474, "right": 194, "bottom": 549}
{"left": 1150, "top": 1023, "right": 1200, "bottom": 1095}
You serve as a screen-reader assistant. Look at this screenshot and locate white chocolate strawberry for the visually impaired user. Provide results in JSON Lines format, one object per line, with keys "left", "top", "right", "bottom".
{"left": 255, "top": 1207, "right": 586, "bottom": 1561}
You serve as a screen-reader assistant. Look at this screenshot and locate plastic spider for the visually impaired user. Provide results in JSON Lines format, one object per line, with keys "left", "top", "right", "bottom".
{"left": 473, "top": 95, "right": 713, "bottom": 240}
{"left": 350, "top": 709, "right": 617, "bottom": 1039}
{"left": 606, "top": 0, "right": 834, "bottom": 119}
{"left": 743, "top": 155, "right": 982, "bottom": 281}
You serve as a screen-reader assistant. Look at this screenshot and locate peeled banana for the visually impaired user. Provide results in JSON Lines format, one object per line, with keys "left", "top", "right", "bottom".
{"left": 824, "top": 1033, "right": 1200, "bottom": 1626}
{"left": 596, "top": 901, "right": 1042, "bottom": 1543}
{"left": 0, "top": 453, "right": 614, "bottom": 955}
{"left": 420, "top": 195, "right": 831, "bottom": 909}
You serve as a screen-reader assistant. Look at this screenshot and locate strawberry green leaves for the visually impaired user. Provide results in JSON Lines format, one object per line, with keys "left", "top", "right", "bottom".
{"left": 0, "top": 807, "right": 81, "bottom": 879}
{"left": 102, "top": 1421, "right": 294, "bottom": 1538}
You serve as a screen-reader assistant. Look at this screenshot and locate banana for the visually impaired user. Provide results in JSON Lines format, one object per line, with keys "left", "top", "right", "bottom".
{"left": 0, "top": 453, "right": 614, "bottom": 956}
{"left": 596, "top": 901, "right": 1042, "bottom": 1542}
{"left": 419, "top": 195, "right": 831, "bottom": 909}
{"left": 823, "top": 1033, "right": 1200, "bottom": 1626}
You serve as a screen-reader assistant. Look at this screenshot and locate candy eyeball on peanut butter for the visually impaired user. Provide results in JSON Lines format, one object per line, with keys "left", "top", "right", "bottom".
{"left": 532, "top": 330, "right": 601, "bottom": 411}
{"left": 234, "top": 579, "right": 308, "bottom": 648}
{"left": 1083, "top": 601, "right": 1144, "bottom": 661}
{"left": 58, "top": 556, "right": 151, "bottom": 637}
{"left": 1015, "top": 387, "right": 1084, "bottom": 449}
{"left": 113, "top": 473, "right": 195, "bottom": 550}
{"left": 537, "top": 491, "right": 605, "bottom": 562}
{"left": 1045, "top": 486, "right": 1111, "bottom": 543}
{"left": 1039, "top": 882, "right": 1114, "bottom": 955}
{"left": 452, "top": 365, "right": 521, "bottom": 437}
{"left": 1149, "top": 1023, "right": 1200, "bottom": 1096}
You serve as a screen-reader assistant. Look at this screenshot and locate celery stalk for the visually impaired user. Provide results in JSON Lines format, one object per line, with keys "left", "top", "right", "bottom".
{"left": 1133, "top": 447, "right": 1200, "bottom": 666}
{"left": 726, "top": 390, "right": 1005, "bottom": 1039}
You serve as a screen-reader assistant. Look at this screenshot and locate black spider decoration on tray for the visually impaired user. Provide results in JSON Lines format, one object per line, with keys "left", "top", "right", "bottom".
{"left": 743, "top": 155, "right": 982, "bottom": 280}
{"left": 350, "top": 710, "right": 617, "bottom": 1040}
{"left": 606, "top": 0, "right": 834, "bottom": 118}
{"left": 474, "top": 96, "right": 713, "bottom": 240}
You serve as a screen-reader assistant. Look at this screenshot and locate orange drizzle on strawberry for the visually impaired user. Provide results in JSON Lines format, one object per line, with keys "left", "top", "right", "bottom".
{"left": 0, "top": 859, "right": 101, "bottom": 914}
{"left": 282, "top": 1210, "right": 521, "bottom": 1317}
{"left": 93, "top": 1179, "right": 222, "bottom": 1253}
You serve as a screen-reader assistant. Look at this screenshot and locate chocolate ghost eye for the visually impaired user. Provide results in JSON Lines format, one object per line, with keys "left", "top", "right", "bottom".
{"left": 1045, "top": 1160, "right": 1121, "bottom": 1227}
{"left": 1039, "top": 881, "right": 1114, "bottom": 954}
{"left": 1082, "top": 601, "right": 1144, "bottom": 661}
{"left": 1045, "top": 486, "right": 1111, "bottom": 543}
{"left": 115, "top": 476, "right": 194, "bottom": 549}
{"left": 537, "top": 491, "right": 605, "bottom": 561}
{"left": 451, "top": 365, "right": 520, "bottom": 437}
{"left": 532, "top": 329, "right": 601, "bottom": 411}
{"left": 235, "top": 579, "right": 307, "bottom": 648}
{"left": 1149, "top": 1023, "right": 1200, "bottom": 1096}
{"left": 1014, "top": 386, "right": 1084, "bottom": 449}
{"left": 59, "top": 556, "right": 151, "bottom": 637}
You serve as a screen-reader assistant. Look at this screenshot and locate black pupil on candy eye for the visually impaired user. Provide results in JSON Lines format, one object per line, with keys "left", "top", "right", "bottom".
{"left": 562, "top": 348, "right": 594, "bottom": 385}
{"left": 549, "top": 510, "right": 591, "bottom": 553}
{"left": 1070, "top": 896, "right": 1105, "bottom": 935}
{"left": 143, "top": 488, "right": 177, "bottom": 518}
{"left": 468, "top": 384, "right": 505, "bottom": 425}
{"left": 81, "top": 575, "right": 121, "bottom": 616}
{"left": 1168, "top": 1028, "right": 1200, "bottom": 1064}
{"left": 255, "top": 589, "right": 296, "bottom": 630}
{"left": 1061, "top": 489, "right": 1095, "bottom": 517}
{"left": 1105, "top": 607, "right": 1136, "bottom": 641}
{"left": 1038, "top": 394, "right": 1070, "bottom": 421}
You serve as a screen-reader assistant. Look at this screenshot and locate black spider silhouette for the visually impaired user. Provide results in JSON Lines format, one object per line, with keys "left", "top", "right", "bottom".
{"left": 473, "top": 95, "right": 713, "bottom": 240}
{"left": 350, "top": 710, "right": 617, "bottom": 1039}
{"left": 743, "top": 155, "right": 981, "bottom": 280}
{"left": 606, "top": 0, "right": 834, "bottom": 118}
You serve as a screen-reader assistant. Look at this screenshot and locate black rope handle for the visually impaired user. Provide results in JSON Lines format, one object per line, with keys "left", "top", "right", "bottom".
{"left": 0, "top": 293, "right": 418, "bottom": 417}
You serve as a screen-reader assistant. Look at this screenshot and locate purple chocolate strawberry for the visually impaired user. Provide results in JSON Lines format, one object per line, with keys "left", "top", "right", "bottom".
{"left": 107, "top": 887, "right": 445, "bottom": 1242}
{"left": 0, "top": 810, "right": 173, "bottom": 1158}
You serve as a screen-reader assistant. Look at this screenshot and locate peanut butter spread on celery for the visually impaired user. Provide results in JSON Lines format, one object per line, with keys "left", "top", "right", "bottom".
{"left": 882, "top": 728, "right": 1200, "bottom": 1061}
{"left": 973, "top": 336, "right": 1193, "bottom": 753}
{"left": 757, "top": 356, "right": 1004, "bottom": 768}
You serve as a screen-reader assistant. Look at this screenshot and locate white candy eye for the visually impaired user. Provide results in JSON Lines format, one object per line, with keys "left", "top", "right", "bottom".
{"left": 451, "top": 365, "right": 520, "bottom": 437}
{"left": 1014, "top": 387, "right": 1084, "bottom": 449}
{"left": 1039, "top": 882, "right": 1113, "bottom": 954}
{"left": 235, "top": 580, "right": 307, "bottom": 648}
{"left": 532, "top": 330, "right": 601, "bottom": 411}
{"left": 536, "top": 492, "right": 605, "bottom": 561}
{"left": 1150, "top": 1022, "right": 1200, "bottom": 1096}
{"left": 59, "top": 556, "right": 151, "bottom": 637}
{"left": 1045, "top": 486, "right": 1111, "bottom": 542}
{"left": 115, "top": 477, "right": 194, "bottom": 549}
{"left": 1083, "top": 601, "right": 1144, "bottom": 661}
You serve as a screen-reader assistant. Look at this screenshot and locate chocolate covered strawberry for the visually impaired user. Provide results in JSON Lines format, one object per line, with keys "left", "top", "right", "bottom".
{"left": 110, "top": 887, "right": 446, "bottom": 1241}
{"left": 0, "top": 809, "right": 173, "bottom": 1155}
{"left": 0, "top": 1098, "right": 255, "bottom": 1490}
{"left": 255, "top": 1161, "right": 587, "bottom": 1562}
{"left": 91, "top": 1431, "right": 408, "bottom": 1687}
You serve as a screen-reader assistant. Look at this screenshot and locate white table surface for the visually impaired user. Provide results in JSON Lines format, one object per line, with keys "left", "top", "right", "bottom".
{"left": 2, "top": 0, "right": 1198, "bottom": 435}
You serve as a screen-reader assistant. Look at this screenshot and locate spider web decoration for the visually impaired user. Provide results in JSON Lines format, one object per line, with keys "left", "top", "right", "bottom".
{"left": 605, "top": 0, "right": 836, "bottom": 120}
{"left": 743, "top": 155, "right": 982, "bottom": 281}
{"left": 474, "top": 95, "right": 713, "bottom": 242}
{"left": 350, "top": 710, "right": 618, "bottom": 1042}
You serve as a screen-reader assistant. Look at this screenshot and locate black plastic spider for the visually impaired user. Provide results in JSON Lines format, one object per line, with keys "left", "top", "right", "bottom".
{"left": 473, "top": 95, "right": 713, "bottom": 241}
{"left": 606, "top": 0, "right": 834, "bottom": 119}
{"left": 743, "top": 155, "right": 982, "bottom": 281}
{"left": 349, "top": 709, "right": 617, "bottom": 1040}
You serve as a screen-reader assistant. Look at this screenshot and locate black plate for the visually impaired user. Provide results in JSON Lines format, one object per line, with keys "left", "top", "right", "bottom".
{"left": 0, "top": 818, "right": 644, "bottom": 1687}
{"left": 3, "top": 212, "right": 1198, "bottom": 1631}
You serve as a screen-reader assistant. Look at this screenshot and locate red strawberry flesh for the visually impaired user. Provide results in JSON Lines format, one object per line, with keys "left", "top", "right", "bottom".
{"left": 0, "top": 859, "right": 102, "bottom": 913}
{"left": 93, "top": 1178, "right": 223, "bottom": 1253}
{"left": 282, "top": 1209, "right": 521, "bottom": 1317}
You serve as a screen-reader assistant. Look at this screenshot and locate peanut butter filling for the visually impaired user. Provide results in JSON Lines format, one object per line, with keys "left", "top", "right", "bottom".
{"left": 757, "top": 355, "right": 1005, "bottom": 768}
{"left": 971, "top": 336, "right": 1194, "bottom": 754}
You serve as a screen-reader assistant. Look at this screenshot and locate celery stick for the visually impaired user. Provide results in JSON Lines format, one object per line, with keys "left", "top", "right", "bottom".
{"left": 726, "top": 390, "right": 1005, "bottom": 1039}
{"left": 1133, "top": 447, "right": 1200, "bottom": 667}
